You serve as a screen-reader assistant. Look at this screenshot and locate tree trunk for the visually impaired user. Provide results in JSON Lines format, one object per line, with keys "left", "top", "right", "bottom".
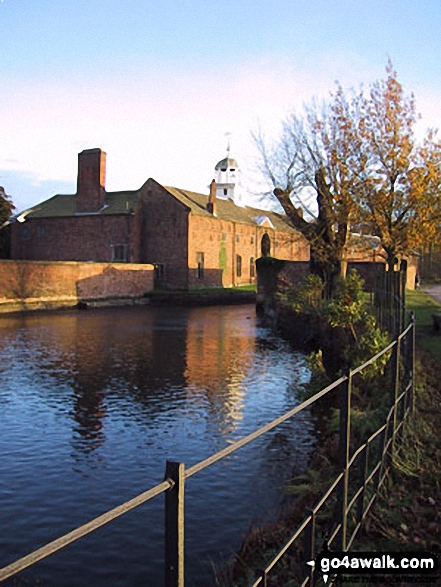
{"left": 310, "top": 243, "right": 343, "bottom": 299}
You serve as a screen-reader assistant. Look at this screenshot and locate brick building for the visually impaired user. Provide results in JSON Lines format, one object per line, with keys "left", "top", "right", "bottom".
{"left": 10, "top": 148, "right": 310, "bottom": 289}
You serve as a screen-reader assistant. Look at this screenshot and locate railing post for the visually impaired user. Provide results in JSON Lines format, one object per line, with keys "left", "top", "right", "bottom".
{"left": 257, "top": 569, "right": 268, "bottom": 587}
{"left": 304, "top": 510, "right": 316, "bottom": 584}
{"left": 390, "top": 338, "right": 400, "bottom": 462}
{"left": 400, "top": 261, "right": 407, "bottom": 334}
{"left": 338, "top": 370, "right": 351, "bottom": 552}
{"left": 374, "top": 426, "right": 387, "bottom": 492}
{"left": 356, "top": 444, "right": 369, "bottom": 525}
{"left": 409, "top": 311, "right": 415, "bottom": 415}
{"left": 165, "top": 461, "right": 185, "bottom": 587}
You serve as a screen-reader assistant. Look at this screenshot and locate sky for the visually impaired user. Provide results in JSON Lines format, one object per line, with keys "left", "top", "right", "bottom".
{"left": 2, "top": 0, "right": 441, "bottom": 213}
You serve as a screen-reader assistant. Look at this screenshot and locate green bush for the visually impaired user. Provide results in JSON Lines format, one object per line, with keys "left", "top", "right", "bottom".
{"left": 279, "top": 273, "right": 324, "bottom": 313}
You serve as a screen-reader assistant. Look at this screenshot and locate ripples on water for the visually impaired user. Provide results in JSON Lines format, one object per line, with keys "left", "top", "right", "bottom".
{"left": 0, "top": 304, "right": 313, "bottom": 586}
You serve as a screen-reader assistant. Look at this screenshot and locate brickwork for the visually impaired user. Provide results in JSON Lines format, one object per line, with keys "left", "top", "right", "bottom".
{"left": 137, "top": 180, "right": 189, "bottom": 289}
{"left": 0, "top": 260, "right": 154, "bottom": 312}
{"left": 11, "top": 214, "right": 137, "bottom": 263}
{"left": 9, "top": 149, "right": 312, "bottom": 291}
{"left": 187, "top": 215, "right": 310, "bottom": 288}
{"left": 76, "top": 148, "right": 106, "bottom": 213}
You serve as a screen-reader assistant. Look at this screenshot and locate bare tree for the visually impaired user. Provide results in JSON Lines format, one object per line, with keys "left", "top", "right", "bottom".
{"left": 254, "top": 86, "right": 365, "bottom": 297}
{"left": 0, "top": 186, "right": 14, "bottom": 258}
{"left": 255, "top": 61, "right": 441, "bottom": 292}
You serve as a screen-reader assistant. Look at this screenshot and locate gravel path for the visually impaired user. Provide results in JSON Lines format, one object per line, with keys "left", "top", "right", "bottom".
{"left": 422, "top": 284, "right": 441, "bottom": 305}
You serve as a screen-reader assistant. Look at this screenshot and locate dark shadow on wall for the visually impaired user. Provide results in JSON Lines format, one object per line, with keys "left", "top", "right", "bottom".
{"left": 76, "top": 266, "right": 154, "bottom": 302}
{"left": 188, "top": 267, "right": 224, "bottom": 288}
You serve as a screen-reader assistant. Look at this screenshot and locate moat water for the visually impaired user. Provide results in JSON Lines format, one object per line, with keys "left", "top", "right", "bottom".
{"left": 0, "top": 304, "right": 313, "bottom": 587}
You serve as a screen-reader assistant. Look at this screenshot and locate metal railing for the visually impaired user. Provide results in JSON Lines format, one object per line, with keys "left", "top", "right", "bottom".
{"left": 0, "top": 315, "right": 415, "bottom": 587}
{"left": 253, "top": 316, "right": 415, "bottom": 587}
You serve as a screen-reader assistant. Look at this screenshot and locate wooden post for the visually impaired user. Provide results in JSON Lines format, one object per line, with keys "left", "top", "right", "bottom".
{"left": 338, "top": 371, "right": 351, "bottom": 551}
{"left": 165, "top": 461, "right": 185, "bottom": 587}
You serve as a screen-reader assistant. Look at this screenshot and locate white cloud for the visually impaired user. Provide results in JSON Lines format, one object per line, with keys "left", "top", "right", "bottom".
{"left": 2, "top": 52, "right": 441, "bottom": 212}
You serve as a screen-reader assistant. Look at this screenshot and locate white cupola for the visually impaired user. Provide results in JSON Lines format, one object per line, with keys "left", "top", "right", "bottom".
{"left": 214, "top": 142, "right": 244, "bottom": 205}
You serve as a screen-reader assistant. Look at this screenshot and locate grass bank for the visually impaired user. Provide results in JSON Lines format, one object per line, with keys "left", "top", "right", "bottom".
{"left": 355, "top": 290, "right": 441, "bottom": 563}
{"left": 218, "top": 289, "right": 440, "bottom": 586}
{"left": 406, "top": 288, "right": 441, "bottom": 358}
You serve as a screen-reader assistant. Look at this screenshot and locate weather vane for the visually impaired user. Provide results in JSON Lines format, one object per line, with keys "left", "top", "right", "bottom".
{"left": 225, "top": 131, "right": 232, "bottom": 157}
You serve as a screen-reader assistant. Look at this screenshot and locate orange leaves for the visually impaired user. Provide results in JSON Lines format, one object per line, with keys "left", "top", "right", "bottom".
{"left": 256, "top": 59, "right": 441, "bottom": 279}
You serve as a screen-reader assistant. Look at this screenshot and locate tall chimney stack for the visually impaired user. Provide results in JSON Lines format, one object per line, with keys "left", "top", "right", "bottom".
{"left": 76, "top": 148, "right": 106, "bottom": 213}
{"left": 206, "top": 179, "right": 217, "bottom": 215}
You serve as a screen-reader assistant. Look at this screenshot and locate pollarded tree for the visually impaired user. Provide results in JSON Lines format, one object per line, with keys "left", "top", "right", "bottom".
{"left": 0, "top": 186, "right": 15, "bottom": 258}
{"left": 255, "top": 86, "right": 366, "bottom": 297}
{"left": 0, "top": 186, "right": 14, "bottom": 223}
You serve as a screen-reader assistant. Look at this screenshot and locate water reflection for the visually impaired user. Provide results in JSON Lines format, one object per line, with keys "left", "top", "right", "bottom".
{"left": 0, "top": 304, "right": 312, "bottom": 587}
{"left": 184, "top": 308, "right": 255, "bottom": 434}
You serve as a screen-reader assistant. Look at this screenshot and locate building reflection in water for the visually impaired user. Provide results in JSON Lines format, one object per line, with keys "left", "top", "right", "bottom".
{"left": 0, "top": 305, "right": 272, "bottom": 458}
{"left": 63, "top": 307, "right": 189, "bottom": 457}
{"left": 184, "top": 306, "right": 255, "bottom": 435}
{"left": 59, "top": 305, "right": 255, "bottom": 455}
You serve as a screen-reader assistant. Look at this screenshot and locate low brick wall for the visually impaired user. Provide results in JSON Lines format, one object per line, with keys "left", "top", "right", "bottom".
{"left": 0, "top": 260, "right": 154, "bottom": 313}
{"left": 256, "top": 257, "right": 418, "bottom": 320}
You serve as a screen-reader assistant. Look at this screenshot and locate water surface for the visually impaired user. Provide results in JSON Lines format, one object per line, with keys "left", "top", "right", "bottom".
{"left": 0, "top": 304, "right": 313, "bottom": 586}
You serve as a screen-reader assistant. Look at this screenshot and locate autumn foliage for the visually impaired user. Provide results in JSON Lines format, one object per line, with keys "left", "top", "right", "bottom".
{"left": 256, "top": 60, "right": 441, "bottom": 293}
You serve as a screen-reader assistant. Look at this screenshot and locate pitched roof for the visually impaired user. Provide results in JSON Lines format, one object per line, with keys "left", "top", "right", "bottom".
{"left": 16, "top": 182, "right": 297, "bottom": 233}
{"left": 17, "top": 191, "right": 139, "bottom": 218}
{"left": 163, "top": 186, "right": 297, "bottom": 232}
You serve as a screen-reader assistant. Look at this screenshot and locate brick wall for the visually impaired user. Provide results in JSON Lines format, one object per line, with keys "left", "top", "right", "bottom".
{"left": 188, "top": 215, "right": 263, "bottom": 288}
{"left": 11, "top": 214, "right": 137, "bottom": 263}
{"left": 273, "top": 260, "right": 413, "bottom": 293}
{"left": 137, "top": 180, "right": 189, "bottom": 289}
{"left": 188, "top": 215, "right": 310, "bottom": 288}
{"left": 76, "top": 148, "right": 107, "bottom": 213}
{"left": 0, "top": 260, "right": 154, "bottom": 312}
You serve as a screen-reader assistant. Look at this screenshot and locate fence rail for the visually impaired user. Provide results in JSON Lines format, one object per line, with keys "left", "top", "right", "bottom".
{"left": 0, "top": 315, "right": 415, "bottom": 587}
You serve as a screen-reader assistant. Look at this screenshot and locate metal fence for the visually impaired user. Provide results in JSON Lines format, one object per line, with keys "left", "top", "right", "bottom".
{"left": 0, "top": 315, "right": 415, "bottom": 587}
{"left": 253, "top": 315, "right": 415, "bottom": 587}
{"left": 372, "top": 263, "right": 408, "bottom": 336}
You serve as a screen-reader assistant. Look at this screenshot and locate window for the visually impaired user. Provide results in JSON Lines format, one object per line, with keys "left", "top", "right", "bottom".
{"left": 261, "top": 233, "right": 271, "bottom": 256}
{"left": 222, "top": 232, "right": 227, "bottom": 241}
{"left": 153, "top": 263, "right": 165, "bottom": 287}
{"left": 235, "top": 234, "right": 240, "bottom": 243}
{"left": 236, "top": 255, "right": 242, "bottom": 277}
{"left": 250, "top": 257, "right": 255, "bottom": 278}
{"left": 223, "top": 189, "right": 228, "bottom": 196}
{"left": 111, "top": 244, "right": 129, "bottom": 262}
{"left": 21, "top": 226, "right": 30, "bottom": 240}
{"left": 197, "top": 252, "right": 204, "bottom": 279}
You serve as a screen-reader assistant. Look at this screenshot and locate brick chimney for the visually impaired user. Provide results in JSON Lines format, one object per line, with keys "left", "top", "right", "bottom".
{"left": 206, "top": 179, "right": 217, "bottom": 215}
{"left": 76, "top": 148, "right": 106, "bottom": 213}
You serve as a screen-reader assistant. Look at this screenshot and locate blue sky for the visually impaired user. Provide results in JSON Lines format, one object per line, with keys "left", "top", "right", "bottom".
{"left": 2, "top": 0, "right": 441, "bottom": 212}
